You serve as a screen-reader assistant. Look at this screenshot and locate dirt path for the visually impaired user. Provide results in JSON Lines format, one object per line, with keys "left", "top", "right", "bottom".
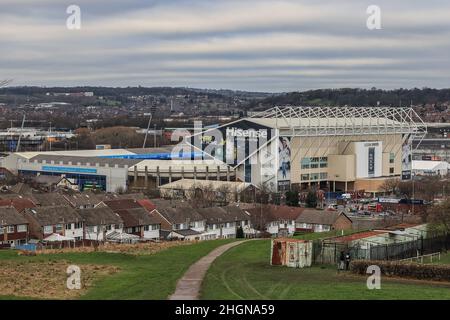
{"left": 169, "top": 240, "right": 248, "bottom": 300}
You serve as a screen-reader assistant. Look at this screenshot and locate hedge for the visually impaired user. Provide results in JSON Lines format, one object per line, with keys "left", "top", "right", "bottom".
{"left": 350, "top": 260, "right": 450, "bottom": 282}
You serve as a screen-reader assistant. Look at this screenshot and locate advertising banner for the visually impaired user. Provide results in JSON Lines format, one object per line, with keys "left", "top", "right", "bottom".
{"left": 277, "top": 136, "right": 291, "bottom": 191}
{"left": 190, "top": 119, "right": 273, "bottom": 167}
{"left": 368, "top": 147, "right": 375, "bottom": 176}
{"left": 401, "top": 134, "right": 412, "bottom": 180}
{"left": 355, "top": 141, "right": 382, "bottom": 178}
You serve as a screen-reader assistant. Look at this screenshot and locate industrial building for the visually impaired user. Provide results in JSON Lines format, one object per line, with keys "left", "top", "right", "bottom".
{"left": 0, "top": 146, "right": 234, "bottom": 193}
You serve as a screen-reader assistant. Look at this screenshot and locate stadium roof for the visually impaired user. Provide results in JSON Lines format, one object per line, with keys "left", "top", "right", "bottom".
{"left": 248, "top": 106, "right": 427, "bottom": 138}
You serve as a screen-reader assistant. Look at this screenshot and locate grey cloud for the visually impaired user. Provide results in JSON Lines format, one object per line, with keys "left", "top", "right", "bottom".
{"left": 0, "top": 0, "right": 449, "bottom": 91}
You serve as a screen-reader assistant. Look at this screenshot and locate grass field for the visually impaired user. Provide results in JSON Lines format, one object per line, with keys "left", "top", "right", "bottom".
{"left": 201, "top": 240, "right": 450, "bottom": 300}
{"left": 0, "top": 239, "right": 234, "bottom": 300}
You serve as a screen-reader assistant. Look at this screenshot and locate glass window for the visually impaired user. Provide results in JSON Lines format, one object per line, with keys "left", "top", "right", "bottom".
{"left": 389, "top": 167, "right": 395, "bottom": 174}
{"left": 65, "top": 223, "right": 72, "bottom": 230}
{"left": 310, "top": 173, "right": 320, "bottom": 181}
{"left": 301, "top": 157, "right": 311, "bottom": 169}
{"left": 320, "top": 172, "right": 328, "bottom": 180}
{"left": 44, "top": 225, "right": 53, "bottom": 234}
{"left": 389, "top": 153, "right": 395, "bottom": 164}
{"left": 144, "top": 225, "right": 149, "bottom": 231}
{"left": 301, "top": 174, "right": 310, "bottom": 181}
{"left": 310, "top": 163, "right": 319, "bottom": 169}
{"left": 320, "top": 163, "right": 328, "bottom": 168}
{"left": 17, "top": 225, "right": 27, "bottom": 232}
{"left": 7, "top": 226, "right": 15, "bottom": 233}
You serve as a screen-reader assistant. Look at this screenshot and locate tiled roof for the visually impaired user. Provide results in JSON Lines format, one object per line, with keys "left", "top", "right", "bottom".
{"left": 156, "top": 206, "right": 204, "bottom": 224}
{"left": 0, "top": 198, "right": 36, "bottom": 212}
{"left": 296, "top": 209, "right": 351, "bottom": 225}
{"left": 104, "top": 199, "right": 142, "bottom": 211}
{"left": 63, "top": 192, "right": 103, "bottom": 207}
{"left": 115, "top": 208, "right": 161, "bottom": 227}
{"left": 24, "top": 206, "right": 83, "bottom": 226}
{"left": 0, "top": 207, "right": 28, "bottom": 226}
{"left": 246, "top": 204, "right": 304, "bottom": 223}
{"left": 197, "top": 206, "right": 250, "bottom": 224}
{"left": 76, "top": 207, "right": 123, "bottom": 226}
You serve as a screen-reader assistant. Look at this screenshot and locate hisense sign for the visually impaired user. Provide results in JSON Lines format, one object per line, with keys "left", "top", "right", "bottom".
{"left": 226, "top": 127, "right": 268, "bottom": 139}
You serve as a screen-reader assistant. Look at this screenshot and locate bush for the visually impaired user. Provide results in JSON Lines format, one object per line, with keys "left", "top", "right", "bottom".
{"left": 350, "top": 260, "right": 450, "bottom": 282}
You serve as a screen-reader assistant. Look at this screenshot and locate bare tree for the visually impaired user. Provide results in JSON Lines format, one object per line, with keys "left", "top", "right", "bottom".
{"left": 380, "top": 178, "right": 400, "bottom": 195}
{"left": 426, "top": 197, "right": 450, "bottom": 235}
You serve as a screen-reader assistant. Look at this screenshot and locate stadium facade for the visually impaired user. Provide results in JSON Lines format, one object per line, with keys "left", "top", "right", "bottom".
{"left": 190, "top": 106, "right": 427, "bottom": 194}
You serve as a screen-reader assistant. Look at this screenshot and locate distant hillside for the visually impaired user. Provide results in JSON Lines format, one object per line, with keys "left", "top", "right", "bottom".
{"left": 248, "top": 88, "right": 450, "bottom": 110}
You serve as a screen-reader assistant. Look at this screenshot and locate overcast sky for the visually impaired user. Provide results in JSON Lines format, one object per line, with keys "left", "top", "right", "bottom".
{"left": 1, "top": 0, "right": 450, "bottom": 92}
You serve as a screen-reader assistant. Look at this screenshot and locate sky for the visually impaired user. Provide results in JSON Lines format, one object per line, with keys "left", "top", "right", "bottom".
{"left": 1, "top": 0, "right": 450, "bottom": 92}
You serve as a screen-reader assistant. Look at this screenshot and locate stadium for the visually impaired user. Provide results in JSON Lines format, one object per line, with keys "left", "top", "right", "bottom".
{"left": 191, "top": 106, "right": 427, "bottom": 194}
{"left": 0, "top": 106, "right": 427, "bottom": 195}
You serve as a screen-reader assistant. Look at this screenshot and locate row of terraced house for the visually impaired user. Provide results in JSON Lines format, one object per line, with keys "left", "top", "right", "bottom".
{"left": 0, "top": 189, "right": 256, "bottom": 246}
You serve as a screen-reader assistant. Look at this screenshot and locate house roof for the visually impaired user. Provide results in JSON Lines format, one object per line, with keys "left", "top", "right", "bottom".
{"left": 246, "top": 204, "right": 304, "bottom": 225}
{"left": 156, "top": 206, "right": 205, "bottom": 225}
{"left": 295, "top": 209, "right": 352, "bottom": 226}
{"left": 115, "top": 208, "right": 161, "bottom": 227}
{"left": 137, "top": 199, "right": 157, "bottom": 213}
{"left": 197, "top": 206, "right": 250, "bottom": 224}
{"left": 10, "top": 183, "right": 32, "bottom": 195}
{"left": 24, "top": 206, "right": 83, "bottom": 226}
{"left": 104, "top": 199, "right": 143, "bottom": 211}
{"left": 100, "top": 193, "right": 147, "bottom": 201}
{"left": 63, "top": 192, "right": 103, "bottom": 208}
{"left": 171, "top": 229, "right": 201, "bottom": 237}
{"left": 76, "top": 207, "right": 123, "bottom": 226}
{"left": 148, "top": 198, "right": 193, "bottom": 209}
{"left": 0, "top": 198, "right": 36, "bottom": 212}
{"left": 0, "top": 207, "right": 28, "bottom": 226}
{"left": 30, "top": 192, "right": 69, "bottom": 206}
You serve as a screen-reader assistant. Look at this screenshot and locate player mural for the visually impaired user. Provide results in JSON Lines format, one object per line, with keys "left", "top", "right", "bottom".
{"left": 277, "top": 136, "right": 291, "bottom": 190}
{"left": 401, "top": 133, "right": 412, "bottom": 180}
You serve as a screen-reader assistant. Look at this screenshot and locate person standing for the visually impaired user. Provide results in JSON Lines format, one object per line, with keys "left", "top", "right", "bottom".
{"left": 345, "top": 252, "right": 351, "bottom": 271}
{"left": 339, "top": 251, "right": 345, "bottom": 271}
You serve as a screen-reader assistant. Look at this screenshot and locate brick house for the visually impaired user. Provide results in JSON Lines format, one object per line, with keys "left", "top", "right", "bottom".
{"left": 197, "top": 206, "right": 251, "bottom": 239}
{"left": 76, "top": 207, "right": 124, "bottom": 241}
{"left": 295, "top": 209, "right": 352, "bottom": 232}
{"left": 104, "top": 199, "right": 161, "bottom": 239}
{"left": 0, "top": 207, "right": 29, "bottom": 246}
{"left": 246, "top": 204, "right": 304, "bottom": 236}
{"left": 22, "top": 206, "right": 84, "bottom": 240}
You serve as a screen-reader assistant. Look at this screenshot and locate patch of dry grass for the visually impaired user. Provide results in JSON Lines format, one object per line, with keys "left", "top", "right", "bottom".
{"left": 35, "top": 241, "right": 194, "bottom": 256}
{"left": 0, "top": 260, "right": 119, "bottom": 299}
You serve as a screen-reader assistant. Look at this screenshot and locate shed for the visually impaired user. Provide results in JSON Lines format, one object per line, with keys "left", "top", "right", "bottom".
{"left": 270, "top": 238, "right": 313, "bottom": 268}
